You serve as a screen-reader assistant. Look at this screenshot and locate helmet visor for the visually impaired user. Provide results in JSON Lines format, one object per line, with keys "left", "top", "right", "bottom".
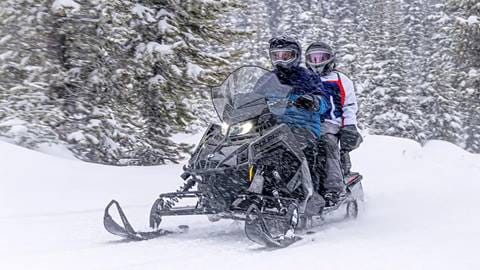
{"left": 270, "top": 49, "right": 297, "bottom": 63}
{"left": 306, "top": 50, "right": 332, "bottom": 65}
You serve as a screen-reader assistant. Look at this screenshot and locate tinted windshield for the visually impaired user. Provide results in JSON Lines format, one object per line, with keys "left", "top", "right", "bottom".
{"left": 211, "top": 66, "right": 292, "bottom": 123}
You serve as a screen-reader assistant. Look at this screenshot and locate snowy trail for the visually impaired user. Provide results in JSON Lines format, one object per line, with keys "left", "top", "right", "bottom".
{"left": 1, "top": 136, "right": 479, "bottom": 270}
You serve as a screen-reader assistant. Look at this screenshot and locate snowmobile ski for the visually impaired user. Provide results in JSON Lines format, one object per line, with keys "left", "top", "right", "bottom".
{"left": 104, "top": 200, "right": 188, "bottom": 241}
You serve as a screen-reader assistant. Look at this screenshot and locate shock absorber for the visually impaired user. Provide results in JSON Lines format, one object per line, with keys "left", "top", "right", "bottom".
{"left": 150, "top": 178, "right": 196, "bottom": 229}
{"left": 162, "top": 178, "right": 196, "bottom": 209}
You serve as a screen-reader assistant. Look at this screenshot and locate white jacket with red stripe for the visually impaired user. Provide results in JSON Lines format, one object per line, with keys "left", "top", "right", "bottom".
{"left": 320, "top": 71, "right": 358, "bottom": 127}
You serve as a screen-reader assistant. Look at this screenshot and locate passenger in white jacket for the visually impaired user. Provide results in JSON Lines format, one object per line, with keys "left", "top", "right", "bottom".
{"left": 305, "top": 41, "right": 363, "bottom": 207}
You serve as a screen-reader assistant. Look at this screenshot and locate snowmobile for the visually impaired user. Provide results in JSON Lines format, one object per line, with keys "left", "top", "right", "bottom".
{"left": 104, "top": 66, "right": 364, "bottom": 247}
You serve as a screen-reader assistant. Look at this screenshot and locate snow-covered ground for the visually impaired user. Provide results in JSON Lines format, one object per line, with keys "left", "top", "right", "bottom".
{"left": 1, "top": 135, "right": 479, "bottom": 270}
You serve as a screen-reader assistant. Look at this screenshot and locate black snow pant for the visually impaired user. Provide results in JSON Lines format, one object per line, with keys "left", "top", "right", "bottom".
{"left": 304, "top": 142, "right": 321, "bottom": 193}
{"left": 319, "top": 122, "right": 345, "bottom": 194}
{"left": 340, "top": 151, "right": 352, "bottom": 175}
{"left": 292, "top": 127, "right": 322, "bottom": 193}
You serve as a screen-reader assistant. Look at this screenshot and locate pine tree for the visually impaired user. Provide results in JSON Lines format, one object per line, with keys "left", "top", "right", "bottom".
{"left": 331, "top": 0, "right": 362, "bottom": 76}
{"left": 128, "top": 0, "right": 247, "bottom": 163}
{"left": 1, "top": 0, "right": 247, "bottom": 164}
{"left": 418, "top": 0, "right": 464, "bottom": 145}
{"left": 0, "top": 0, "right": 66, "bottom": 148}
{"left": 353, "top": 0, "right": 389, "bottom": 132}
{"left": 51, "top": 0, "right": 143, "bottom": 164}
{"left": 354, "top": 0, "right": 422, "bottom": 140}
{"left": 446, "top": 0, "right": 480, "bottom": 152}
{"left": 235, "top": 0, "right": 271, "bottom": 67}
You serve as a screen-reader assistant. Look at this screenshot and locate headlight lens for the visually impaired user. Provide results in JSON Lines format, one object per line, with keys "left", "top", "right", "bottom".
{"left": 229, "top": 120, "right": 255, "bottom": 136}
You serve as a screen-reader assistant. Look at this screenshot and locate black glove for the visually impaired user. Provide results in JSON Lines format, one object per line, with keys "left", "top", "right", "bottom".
{"left": 294, "top": 94, "right": 319, "bottom": 111}
{"left": 339, "top": 125, "right": 362, "bottom": 152}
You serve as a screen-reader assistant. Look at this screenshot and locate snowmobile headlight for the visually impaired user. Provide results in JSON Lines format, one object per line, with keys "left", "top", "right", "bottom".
{"left": 229, "top": 120, "right": 255, "bottom": 137}
{"left": 220, "top": 122, "right": 229, "bottom": 135}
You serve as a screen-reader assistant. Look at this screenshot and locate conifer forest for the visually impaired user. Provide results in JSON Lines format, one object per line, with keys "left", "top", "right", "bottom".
{"left": 0, "top": 0, "right": 478, "bottom": 165}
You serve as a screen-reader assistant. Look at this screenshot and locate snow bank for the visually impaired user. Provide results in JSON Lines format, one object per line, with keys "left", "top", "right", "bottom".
{"left": 35, "top": 143, "right": 77, "bottom": 160}
{"left": 0, "top": 141, "right": 182, "bottom": 217}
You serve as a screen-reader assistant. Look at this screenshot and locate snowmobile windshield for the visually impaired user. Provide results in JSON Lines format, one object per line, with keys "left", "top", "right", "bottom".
{"left": 211, "top": 66, "right": 293, "bottom": 124}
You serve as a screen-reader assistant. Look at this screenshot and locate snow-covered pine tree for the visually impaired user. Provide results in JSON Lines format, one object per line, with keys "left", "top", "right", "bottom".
{"left": 355, "top": 0, "right": 421, "bottom": 140}
{"left": 0, "top": 0, "right": 247, "bottom": 164}
{"left": 92, "top": 0, "right": 157, "bottom": 165}
{"left": 401, "top": 0, "right": 427, "bottom": 101}
{"left": 418, "top": 0, "right": 464, "bottom": 145}
{"left": 299, "top": 0, "right": 335, "bottom": 46}
{"left": 274, "top": 0, "right": 331, "bottom": 53}
{"left": 381, "top": 0, "right": 423, "bottom": 140}
{"left": 396, "top": 0, "right": 431, "bottom": 142}
{"left": 446, "top": 0, "right": 480, "bottom": 152}
{"left": 234, "top": 0, "right": 271, "bottom": 67}
{"left": 0, "top": 0, "right": 66, "bottom": 148}
{"left": 353, "top": 0, "right": 390, "bottom": 133}
{"left": 350, "top": 0, "right": 381, "bottom": 131}
{"left": 276, "top": 0, "right": 302, "bottom": 38}
{"left": 307, "top": 0, "right": 336, "bottom": 46}
{"left": 130, "top": 0, "right": 247, "bottom": 163}
{"left": 330, "top": 0, "right": 362, "bottom": 76}
{"left": 51, "top": 0, "right": 147, "bottom": 164}
{"left": 278, "top": 0, "right": 313, "bottom": 47}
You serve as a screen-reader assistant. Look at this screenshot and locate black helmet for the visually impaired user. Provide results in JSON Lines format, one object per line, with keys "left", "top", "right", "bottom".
{"left": 269, "top": 36, "right": 301, "bottom": 69}
{"left": 305, "top": 41, "right": 336, "bottom": 75}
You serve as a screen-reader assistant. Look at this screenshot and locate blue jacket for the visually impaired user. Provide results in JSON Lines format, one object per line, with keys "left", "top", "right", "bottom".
{"left": 274, "top": 67, "right": 329, "bottom": 138}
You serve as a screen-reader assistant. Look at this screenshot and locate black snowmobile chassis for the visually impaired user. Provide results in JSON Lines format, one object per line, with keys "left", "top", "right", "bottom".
{"left": 148, "top": 191, "right": 295, "bottom": 220}
{"left": 104, "top": 159, "right": 310, "bottom": 247}
{"left": 104, "top": 173, "right": 363, "bottom": 246}
{"left": 104, "top": 190, "right": 296, "bottom": 236}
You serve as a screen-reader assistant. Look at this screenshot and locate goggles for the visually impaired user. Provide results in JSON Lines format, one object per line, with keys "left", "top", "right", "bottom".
{"left": 270, "top": 49, "right": 297, "bottom": 63}
{"left": 306, "top": 50, "right": 333, "bottom": 66}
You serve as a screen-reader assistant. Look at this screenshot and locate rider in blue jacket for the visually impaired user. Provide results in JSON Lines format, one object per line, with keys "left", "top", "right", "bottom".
{"left": 267, "top": 36, "right": 330, "bottom": 193}
{"left": 268, "top": 36, "right": 329, "bottom": 138}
